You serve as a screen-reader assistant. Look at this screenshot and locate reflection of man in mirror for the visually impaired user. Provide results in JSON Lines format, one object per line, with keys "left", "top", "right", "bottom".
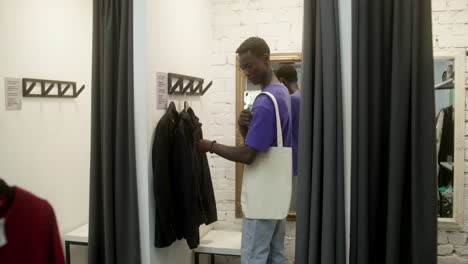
{"left": 276, "top": 65, "right": 300, "bottom": 178}
{"left": 197, "top": 37, "right": 292, "bottom": 264}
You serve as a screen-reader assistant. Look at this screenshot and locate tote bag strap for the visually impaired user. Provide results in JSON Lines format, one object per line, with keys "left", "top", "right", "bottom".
{"left": 259, "top": 92, "right": 283, "bottom": 147}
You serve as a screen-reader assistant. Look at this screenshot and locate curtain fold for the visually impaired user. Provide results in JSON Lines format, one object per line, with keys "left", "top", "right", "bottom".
{"left": 88, "top": 0, "right": 141, "bottom": 263}
{"left": 350, "top": 0, "right": 437, "bottom": 263}
{"left": 295, "top": 0, "right": 346, "bottom": 263}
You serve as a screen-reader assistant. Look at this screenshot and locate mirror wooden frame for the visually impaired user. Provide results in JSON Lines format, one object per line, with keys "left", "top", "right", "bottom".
{"left": 435, "top": 50, "right": 466, "bottom": 230}
{"left": 235, "top": 52, "right": 302, "bottom": 221}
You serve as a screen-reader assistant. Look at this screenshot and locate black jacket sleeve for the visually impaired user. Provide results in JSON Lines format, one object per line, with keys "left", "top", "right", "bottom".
{"left": 152, "top": 116, "right": 177, "bottom": 248}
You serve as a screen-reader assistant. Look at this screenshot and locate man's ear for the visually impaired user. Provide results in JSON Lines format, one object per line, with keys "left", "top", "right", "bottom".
{"left": 263, "top": 53, "right": 270, "bottom": 65}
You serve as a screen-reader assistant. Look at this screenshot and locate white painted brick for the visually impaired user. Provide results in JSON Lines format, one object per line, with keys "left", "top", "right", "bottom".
{"left": 433, "top": 24, "right": 455, "bottom": 36}
{"left": 438, "top": 11, "right": 462, "bottom": 23}
{"left": 450, "top": 233, "right": 468, "bottom": 245}
{"left": 452, "top": 23, "right": 468, "bottom": 34}
{"left": 212, "top": 38, "right": 239, "bottom": 54}
{"left": 435, "top": 36, "right": 441, "bottom": 49}
{"left": 217, "top": 210, "right": 237, "bottom": 221}
{"left": 212, "top": 25, "right": 229, "bottom": 40}
{"left": 454, "top": 10, "right": 468, "bottom": 23}
{"left": 215, "top": 191, "right": 235, "bottom": 201}
{"left": 272, "top": 0, "right": 303, "bottom": 8}
{"left": 224, "top": 25, "right": 256, "bottom": 41}
{"left": 257, "top": 23, "right": 283, "bottom": 37}
{"left": 245, "top": 0, "right": 263, "bottom": 11}
{"left": 456, "top": 245, "right": 468, "bottom": 256}
{"left": 277, "top": 7, "right": 303, "bottom": 24}
{"left": 212, "top": 11, "right": 242, "bottom": 26}
{"left": 434, "top": 0, "right": 448, "bottom": 11}
{"left": 439, "top": 256, "right": 464, "bottom": 264}
{"left": 440, "top": 244, "right": 455, "bottom": 255}
{"left": 289, "top": 23, "right": 303, "bottom": 48}
{"left": 442, "top": 232, "right": 451, "bottom": 244}
{"left": 211, "top": 54, "right": 228, "bottom": 66}
{"left": 228, "top": 0, "right": 242, "bottom": 12}
{"left": 439, "top": 35, "right": 468, "bottom": 48}
{"left": 211, "top": 65, "right": 236, "bottom": 79}
{"left": 241, "top": 10, "right": 275, "bottom": 24}
{"left": 217, "top": 200, "right": 236, "bottom": 211}
{"left": 447, "top": 0, "right": 468, "bottom": 10}
{"left": 211, "top": 90, "right": 235, "bottom": 101}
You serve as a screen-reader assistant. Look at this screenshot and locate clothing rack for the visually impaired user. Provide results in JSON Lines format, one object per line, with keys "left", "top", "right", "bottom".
{"left": 168, "top": 73, "right": 212, "bottom": 96}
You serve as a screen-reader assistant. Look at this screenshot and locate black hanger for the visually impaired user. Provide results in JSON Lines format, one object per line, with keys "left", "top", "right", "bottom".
{"left": 0, "top": 178, "right": 15, "bottom": 213}
{"left": 0, "top": 178, "right": 11, "bottom": 195}
{"left": 168, "top": 101, "right": 177, "bottom": 113}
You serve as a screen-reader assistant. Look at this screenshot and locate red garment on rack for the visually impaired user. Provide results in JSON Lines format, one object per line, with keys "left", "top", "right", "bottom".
{"left": 0, "top": 187, "right": 65, "bottom": 264}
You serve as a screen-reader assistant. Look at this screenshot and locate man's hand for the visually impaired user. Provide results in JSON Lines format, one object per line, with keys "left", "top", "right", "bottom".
{"left": 238, "top": 109, "right": 252, "bottom": 138}
{"left": 238, "top": 109, "right": 253, "bottom": 127}
{"left": 197, "top": 139, "right": 213, "bottom": 153}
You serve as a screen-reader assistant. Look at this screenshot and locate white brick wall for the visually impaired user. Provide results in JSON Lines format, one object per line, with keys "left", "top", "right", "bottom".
{"left": 207, "top": 0, "right": 468, "bottom": 263}
{"left": 435, "top": 0, "right": 468, "bottom": 263}
{"left": 206, "top": 0, "right": 303, "bottom": 263}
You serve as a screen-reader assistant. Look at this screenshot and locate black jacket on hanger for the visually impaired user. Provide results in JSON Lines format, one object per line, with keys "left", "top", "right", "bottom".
{"left": 171, "top": 108, "right": 217, "bottom": 249}
{"left": 187, "top": 108, "right": 217, "bottom": 226}
{"left": 153, "top": 105, "right": 217, "bottom": 249}
{"left": 152, "top": 102, "right": 178, "bottom": 248}
{"left": 171, "top": 109, "right": 200, "bottom": 248}
{"left": 438, "top": 106, "right": 454, "bottom": 187}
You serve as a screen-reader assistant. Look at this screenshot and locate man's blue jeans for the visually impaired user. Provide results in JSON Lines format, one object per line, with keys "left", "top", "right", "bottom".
{"left": 241, "top": 218, "right": 286, "bottom": 264}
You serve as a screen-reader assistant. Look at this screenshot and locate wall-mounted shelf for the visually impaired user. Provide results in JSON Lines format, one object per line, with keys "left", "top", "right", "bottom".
{"left": 168, "top": 73, "right": 212, "bottom": 96}
{"left": 22, "top": 78, "right": 85, "bottom": 98}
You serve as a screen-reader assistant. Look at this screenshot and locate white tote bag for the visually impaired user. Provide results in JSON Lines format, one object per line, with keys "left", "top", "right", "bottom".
{"left": 241, "top": 92, "right": 292, "bottom": 219}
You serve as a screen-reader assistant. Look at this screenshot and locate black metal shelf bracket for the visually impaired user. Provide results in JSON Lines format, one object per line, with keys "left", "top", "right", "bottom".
{"left": 168, "top": 73, "right": 212, "bottom": 96}
{"left": 22, "top": 78, "right": 85, "bottom": 98}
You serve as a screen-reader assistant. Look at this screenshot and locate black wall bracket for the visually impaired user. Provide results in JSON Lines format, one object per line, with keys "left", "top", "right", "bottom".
{"left": 168, "top": 73, "right": 212, "bottom": 96}
{"left": 22, "top": 78, "right": 85, "bottom": 98}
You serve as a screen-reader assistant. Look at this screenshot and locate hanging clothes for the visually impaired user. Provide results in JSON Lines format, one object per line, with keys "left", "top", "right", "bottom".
{"left": 152, "top": 104, "right": 217, "bottom": 249}
{"left": 438, "top": 106, "right": 454, "bottom": 187}
{"left": 152, "top": 102, "right": 179, "bottom": 248}
{"left": 0, "top": 187, "right": 65, "bottom": 264}
{"left": 186, "top": 108, "right": 217, "bottom": 226}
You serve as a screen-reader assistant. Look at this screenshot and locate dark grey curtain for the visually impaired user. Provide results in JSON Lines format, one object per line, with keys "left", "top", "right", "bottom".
{"left": 350, "top": 0, "right": 437, "bottom": 263}
{"left": 88, "top": 0, "right": 141, "bottom": 264}
{"left": 295, "top": 0, "right": 346, "bottom": 263}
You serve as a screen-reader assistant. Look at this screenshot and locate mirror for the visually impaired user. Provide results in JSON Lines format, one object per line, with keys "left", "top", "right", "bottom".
{"left": 435, "top": 51, "right": 466, "bottom": 230}
{"left": 235, "top": 53, "right": 302, "bottom": 221}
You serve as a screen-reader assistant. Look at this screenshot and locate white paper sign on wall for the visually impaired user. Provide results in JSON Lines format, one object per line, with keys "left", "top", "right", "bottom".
{"left": 156, "top": 72, "right": 168, "bottom": 109}
{"left": 4, "top": 77, "right": 22, "bottom": 111}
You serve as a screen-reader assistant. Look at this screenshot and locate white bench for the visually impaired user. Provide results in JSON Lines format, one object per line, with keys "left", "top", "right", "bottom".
{"left": 194, "top": 229, "right": 242, "bottom": 264}
{"left": 64, "top": 224, "right": 242, "bottom": 264}
{"left": 63, "top": 224, "right": 89, "bottom": 264}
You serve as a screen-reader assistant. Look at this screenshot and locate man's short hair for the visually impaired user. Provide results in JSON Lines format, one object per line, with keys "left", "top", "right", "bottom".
{"left": 236, "top": 37, "right": 270, "bottom": 58}
{"left": 275, "top": 65, "right": 298, "bottom": 82}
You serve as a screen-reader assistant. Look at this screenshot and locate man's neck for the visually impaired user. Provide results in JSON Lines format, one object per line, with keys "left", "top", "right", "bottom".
{"left": 288, "top": 83, "right": 299, "bottom": 94}
{"left": 261, "top": 71, "right": 280, "bottom": 89}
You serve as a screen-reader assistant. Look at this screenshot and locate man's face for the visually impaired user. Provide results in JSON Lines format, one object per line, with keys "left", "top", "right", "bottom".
{"left": 239, "top": 51, "right": 268, "bottom": 85}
